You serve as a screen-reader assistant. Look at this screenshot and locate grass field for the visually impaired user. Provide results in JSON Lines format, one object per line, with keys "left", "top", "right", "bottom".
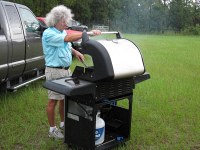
{"left": 0, "top": 34, "right": 200, "bottom": 150}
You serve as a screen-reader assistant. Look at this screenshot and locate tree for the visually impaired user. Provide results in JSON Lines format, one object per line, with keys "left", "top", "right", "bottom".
{"left": 65, "top": 0, "right": 92, "bottom": 25}
{"left": 150, "top": 0, "right": 165, "bottom": 32}
{"left": 193, "top": 3, "right": 200, "bottom": 25}
{"left": 10, "top": 0, "right": 200, "bottom": 34}
{"left": 169, "top": 0, "right": 195, "bottom": 32}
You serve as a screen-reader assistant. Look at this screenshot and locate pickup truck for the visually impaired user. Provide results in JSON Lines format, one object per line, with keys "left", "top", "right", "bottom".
{"left": 0, "top": 1, "right": 46, "bottom": 91}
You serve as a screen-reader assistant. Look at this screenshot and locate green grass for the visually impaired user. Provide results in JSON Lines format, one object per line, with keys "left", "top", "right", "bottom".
{"left": 126, "top": 34, "right": 200, "bottom": 150}
{"left": 0, "top": 34, "right": 200, "bottom": 149}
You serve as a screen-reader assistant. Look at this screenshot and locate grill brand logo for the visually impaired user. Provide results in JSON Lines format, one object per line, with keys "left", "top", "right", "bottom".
{"left": 95, "top": 127, "right": 104, "bottom": 140}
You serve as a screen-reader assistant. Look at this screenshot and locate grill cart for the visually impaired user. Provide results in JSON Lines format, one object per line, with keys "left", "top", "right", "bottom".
{"left": 43, "top": 32, "right": 150, "bottom": 150}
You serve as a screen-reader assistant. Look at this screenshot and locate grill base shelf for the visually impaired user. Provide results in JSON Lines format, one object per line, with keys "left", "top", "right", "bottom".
{"left": 95, "top": 132, "right": 129, "bottom": 150}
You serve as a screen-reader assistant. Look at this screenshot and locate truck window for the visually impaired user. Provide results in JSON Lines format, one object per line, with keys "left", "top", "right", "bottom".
{"left": 19, "top": 8, "right": 40, "bottom": 34}
{"left": 5, "top": 5, "right": 22, "bottom": 35}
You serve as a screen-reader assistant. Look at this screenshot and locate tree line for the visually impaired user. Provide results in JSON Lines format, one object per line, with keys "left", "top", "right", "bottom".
{"left": 11, "top": 0, "right": 200, "bottom": 34}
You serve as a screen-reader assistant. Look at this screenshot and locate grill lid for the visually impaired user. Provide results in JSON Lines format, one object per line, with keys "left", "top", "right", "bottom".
{"left": 78, "top": 32, "right": 145, "bottom": 81}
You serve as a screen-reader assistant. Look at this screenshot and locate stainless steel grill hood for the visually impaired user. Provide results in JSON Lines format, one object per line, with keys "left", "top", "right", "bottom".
{"left": 97, "top": 39, "right": 145, "bottom": 79}
{"left": 75, "top": 32, "right": 146, "bottom": 82}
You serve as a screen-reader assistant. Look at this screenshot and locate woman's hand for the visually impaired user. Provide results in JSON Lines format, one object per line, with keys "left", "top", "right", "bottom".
{"left": 72, "top": 49, "right": 84, "bottom": 62}
{"left": 87, "top": 30, "right": 101, "bottom": 36}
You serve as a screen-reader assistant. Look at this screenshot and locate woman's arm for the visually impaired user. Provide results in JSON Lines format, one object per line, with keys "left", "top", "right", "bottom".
{"left": 64, "top": 30, "right": 101, "bottom": 42}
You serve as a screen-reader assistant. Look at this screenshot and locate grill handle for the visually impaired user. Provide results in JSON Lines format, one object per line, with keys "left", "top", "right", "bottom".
{"left": 87, "top": 31, "right": 122, "bottom": 39}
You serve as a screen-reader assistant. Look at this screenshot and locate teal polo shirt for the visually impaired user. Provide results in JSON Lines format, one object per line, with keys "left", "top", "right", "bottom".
{"left": 42, "top": 27, "right": 72, "bottom": 67}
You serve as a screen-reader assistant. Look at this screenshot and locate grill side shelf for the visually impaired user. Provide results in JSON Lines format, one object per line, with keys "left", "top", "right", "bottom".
{"left": 133, "top": 72, "right": 150, "bottom": 84}
{"left": 43, "top": 77, "right": 96, "bottom": 96}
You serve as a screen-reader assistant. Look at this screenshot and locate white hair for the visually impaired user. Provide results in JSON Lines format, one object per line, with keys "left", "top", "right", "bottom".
{"left": 45, "top": 5, "right": 73, "bottom": 27}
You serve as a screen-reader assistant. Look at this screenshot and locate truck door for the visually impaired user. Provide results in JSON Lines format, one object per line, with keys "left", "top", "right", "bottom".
{"left": 2, "top": 1, "right": 25, "bottom": 80}
{"left": 0, "top": 7, "right": 8, "bottom": 82}
{"left": 17, "top": 4, "right": 45, "bottom": 73}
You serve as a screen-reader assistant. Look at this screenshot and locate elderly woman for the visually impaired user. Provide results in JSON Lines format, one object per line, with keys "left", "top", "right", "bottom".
{"left": 42, "top": 5, "right": 101, "bottom": 140}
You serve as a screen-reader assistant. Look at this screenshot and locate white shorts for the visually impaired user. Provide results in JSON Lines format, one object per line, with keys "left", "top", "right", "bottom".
{"left": 45, "top": 67, "right": 71, "bottom": 100}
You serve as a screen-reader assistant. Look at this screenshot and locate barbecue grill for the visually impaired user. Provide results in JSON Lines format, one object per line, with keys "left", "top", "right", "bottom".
{"left": 43, "top": 31, "right": 150, "bottom": 150}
